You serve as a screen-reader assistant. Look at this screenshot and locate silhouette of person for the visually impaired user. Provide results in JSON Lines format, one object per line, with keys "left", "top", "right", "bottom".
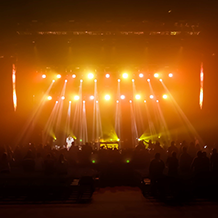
{"left": 166, "top": 152, "right": 179, "bottom": 177}
{"left": 179, "top": 146, "right": 192, "bottom": 174}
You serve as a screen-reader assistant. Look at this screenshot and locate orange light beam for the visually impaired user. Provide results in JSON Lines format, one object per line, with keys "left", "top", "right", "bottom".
{"left": 199, "top": 63, "right": 204, "bottom": 110}
{"left": 12, "top": 64, "right": 17, "bottom": 111}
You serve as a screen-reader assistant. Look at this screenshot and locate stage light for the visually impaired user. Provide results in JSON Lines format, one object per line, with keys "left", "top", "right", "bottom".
{"left": 156, "top": 100, "right": 159, "bottom": 103}
{"left": 80, "top": 79, "right": 83, "bottom": 83}
{"left": 69, "top": 101, "right": 71, "bottom": 104}
{"left": 61, "top": 96, "right": 65, "bottom": 100}
{"left": 154, "top": 73, "right": 159, "bottom": 78}
{"left": 105, "top": 74, "right": 110, "bottom": 78}
{"left": 83, "top": 100, "right": 85, "bottom": 103}
{"left": 135, "top": 94, "right": 141, "bottom": 100}
{"left": 117, "top": 139, "right": 120, "bottom": 142}
{"left": 47, "top": 96, "right": 52, "bottom": 100}
{"left": 92, "top": 160, "right": 96, "bottom": 164}
{"left": 105, "top": 94, "right": 110, "bottom": 101}
{"left": 42, "top": 74, "right": 46, "bottom": 78}
{"left": 90, "top": 95, "right": 95, "bottom": 100}
{"left": 65, "top": 80, "right": 67, "bottom": 83}
{"left": 57, "top": 74, "right": 61, "bottom": 79}
{"left": 132, "top": 79, "right": 134, "bottom": 82}
{"left": 126, "top": 160, "right": 130, "bottom": 163}
{"left": 56, "top": 101, "right": 58, "bottom": 104}
{"left": 117, "top": 100, "right": 119, "bottom": 103}
{"left": 72, "top": 74, "right": 76, "bottom": 78}
{"left": 159, "top": 79, "right": 162, "bottom": 82}
{"left": 144, "top": 100, "right": 146, "bottom": 103}
{"left": 118, "top": 79, "right": 121, "bottom": 82}
{"left": 74, "top": 95, "right": 80, "bottom": 101}
{"left": 94, "top": 79, "right": 97, "bottom": 82}
{"left": 122, "top": 73, "right": 128, "bottom": 79}
{"left": 163, "top": 94, "right": 168, "bottom": 99}
{"left": 52, "top": 80, "right": 55, "bottom": 83}
{"left": 147, "top": 79, "right": 150, "bottom": 82}
{"left": 130, "top": 100, "right": 132, "bottom": 103}
{"left": 88, "top": 73, "right": 94, "bottom": 79}
{"left": 169, "top": 73, "right": 173, "bottom": 78}
{"left": 120, "top": 95, "right": 125, "bottom": 100}
{"left": 139, "top": 73, "right": 144, "bottom": 78}
{"left": 96, "top": 100, "right": 98, "bottom": 103}
{"left": 150, "top": 95, "right": 154, "bottom": 99}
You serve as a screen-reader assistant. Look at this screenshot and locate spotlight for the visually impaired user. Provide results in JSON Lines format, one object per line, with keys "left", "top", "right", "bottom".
{"left": 118, "top": 79, "right": 121, "bottom": 82}
{"left": 52, "top": 80, "right": 55, "bottom": 83}
{"left": 47, "top": 96, "right": 52, "bottom": 100}
{"left": 65, "top": 80, "right": 67, "bottom": 83}
{"left": 163, "top": 94, "right": 168, "bottom": 99}
{"left": 139, "top": 73, "right": 144, "bottom": 78}
{"left": 120, "top": 95, "right": 125, "bottom": 100}
{"left": 90, "top": 95, "right": 95, "bottom": 100}
{"left": 147, "top": 79, "right": 150, "bottom": 82}
{"left": 126, "top": 160, "right": 130, "bottom": 163}
{"left": 169, "top": 73, "right": 173, "bottom": 78}
{"left": 80, "top": 79, "right": 83, "bottom": 83}
{"left": 156, "top": 100, "right": 159, "bottom": 103}
{"left": 105, "top": 94, "right": 110, "bottom": 101}
{"left": 69, "top": 101, "right": 71, "bottom": 104}
{"left": 94, "top": 79, "right": 97, "bottom": 83}
{"left": 132, "top": 79, "right": 135, "bottom": 82}
{"left": 135, "top": 94, "right": 141, "bottom": 100}
{"left": 88, "top": 73, "right": 94, "bottom": 79}
{"left": 154, "top": 73, "right": 159, "bottom": 78}
{"left": 42, "top": 74, "right": 46, "bottom": 78}
{"left": 150, "top": 95, "right": 154, "bottom": 99}
{"left": 72, "top": 74, "right": 76, "bottom": 78}
{"left": 105, "top": 74, "right": 110, "bottom": 78}
{"left": 83, "top": 100, "right": 85, "bottom": 103}
{"left": 61, "top": 96, "right": 65, "bottom": 100}
{"left": 122, "top": 73, "right": 128, "bottom": 79}
{"left": 57, "top": 74, "right": 61, "bottom": 79}
{"left": 56, "top": 101, "right": 58, "bottom": 104}
{"left": 130, "top": 100, "right": 132, "bottom": 103}
{"left": 144, "top": 100, "right": 146, "bottom": 103}
{"left": 159, "top": 79, "right": 162, "bottom": 82}
{"left": 74, "top": 95, "right": 80, "bottom": 101}
{"left": 96, "top": 100, "right": 98, "bottom": 103}
{"left": 92, "top": 160, "right": 96, "bottom": 164}
{"left": 117, "top": 100, "right": 119, "bottom": 103}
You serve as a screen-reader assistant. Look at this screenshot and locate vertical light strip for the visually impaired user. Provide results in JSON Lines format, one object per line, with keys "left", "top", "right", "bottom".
{"left": 199, "top": 63, "right": 204, "bottom": 110}
{"left": 12, "top": 64, "right": 17, "bottom": 111}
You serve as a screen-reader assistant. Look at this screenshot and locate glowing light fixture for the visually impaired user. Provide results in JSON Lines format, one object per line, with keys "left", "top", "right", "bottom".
{"left": 156, "top": 100, "right": 159, "bottom": 103}
{"left": 47, "top": 96, "right": 52, "bottom": 100}
{"left": 159, "top": 79, "right": 162, "bottom": 82}
{"left": 144, "top": 100, "right": 146, "bottom": 103}
{"left": 118, "top": 79, "right": 121, "bottom": 82}
{"left": 135, "top": 94, "right": 141, "bottom": 100}
{"left": 56, "top": 101, "right": 58, "bottom": 104}
{"left": 65, "top": 80, "right": 67, "bottom": 83}
{"left": 147, "top": 79, "right": 150, "bottom": 82}
{"left": 74, "top": 95, "right": 80, "bottom": 101}
{"left": 92, "top": 160, "right": 96, "bottom": 164}
{"left": 90, "top": 95, "right": 95, "bottom": 100}
{"left": 150, "top": 95, "right": 154, "bottom": 99}
{"left": 117, "top": 100, "right": 119, "bottom": 103}
{"left": 154, "top": 73, "right": 159, "bottom": 78}
{"left": 88, "top": 72, "right": 94, "bottom": 79}
{"left": 130, "top": 100, "right": 132, "bottom": 103}
{"left": 12, "top": 64, "right": 17, "bottom": 111}
{"left": 72, "top": 74, "right": 76, "bottom": 78}
{"left": 120, "top": 95, "right": 125, "bottom": 100}
{"left": 139, "top": 73, "right": 144, "bottom": 78}
{"left": 61, "top": 96, "right": 65, "bottom": 100}
{"left": 52, "top": 80, "right": 55, "bottom": 83}
{"left": 94, "top": 79, "right": 97, "bottom": 82}
{"left": 42, "top": 74, "right": 46, "bottom": 78}
{"left": 169, "top": 73, "right": 173, "bottom": 78}
{"left": 163, "top": 94, "right": 168, "bottom": 99}
{"left": 69, "top": 101, "right": 71, "bottom": 104}
{"left": 80, "top": 79, "right": 83, "bottom": 83}
{"left": 57, "top": 74, "right": 61, "bottom": 79}
{"left": 105, "top": 74, "right": 110, "bottom": 78}
{"left": 122, "top": 73, "right": 128, "bottom": 79}
{"left": 126, "top": 160, "right": 130, "bottom": 163}
{"left": 105, "top": 94, "right": 110, "bottom": 101}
